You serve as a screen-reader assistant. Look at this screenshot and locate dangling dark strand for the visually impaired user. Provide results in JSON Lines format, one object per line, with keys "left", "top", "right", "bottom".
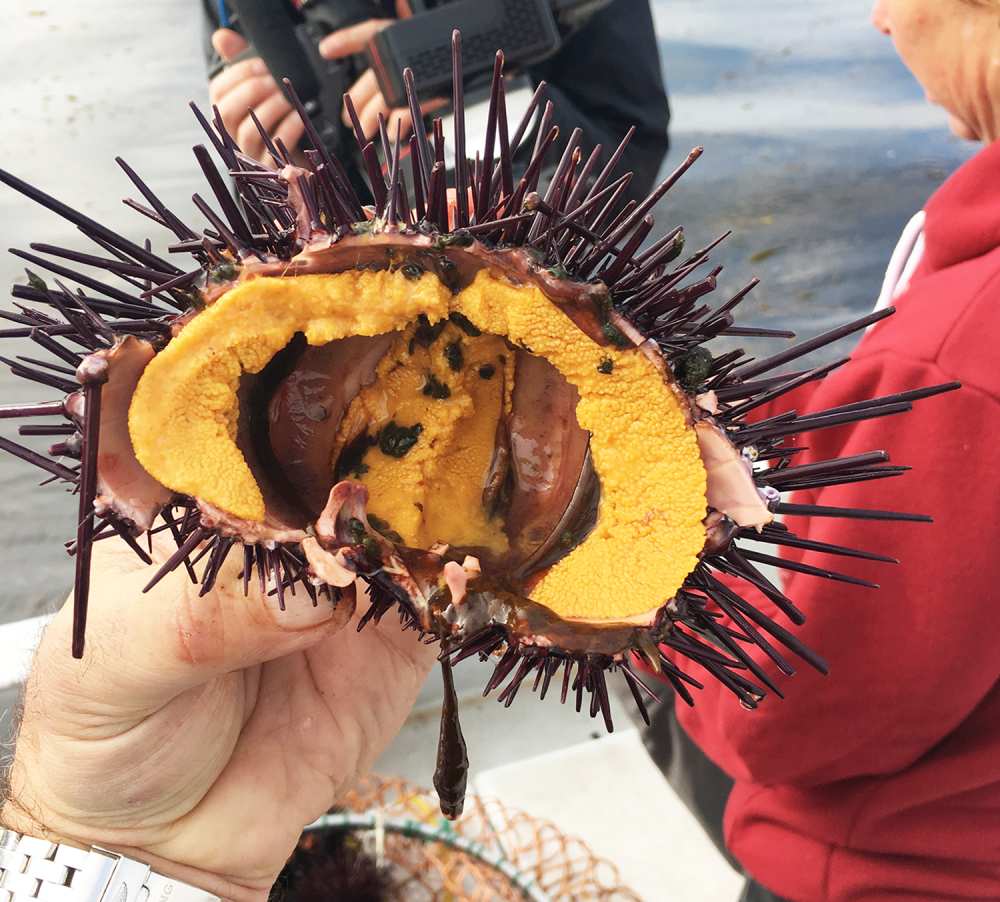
{"left": 433, "top": 655, "right": 469, "bottom": 819}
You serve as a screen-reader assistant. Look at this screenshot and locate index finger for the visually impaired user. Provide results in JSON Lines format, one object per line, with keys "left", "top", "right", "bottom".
{"left": 210, "top": 56, "right": 270, "bottom": 104}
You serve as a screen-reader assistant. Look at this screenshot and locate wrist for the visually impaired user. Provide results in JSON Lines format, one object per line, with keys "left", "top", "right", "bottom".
{"left": 1, "top": 805, "right": 269, "bottom": 902}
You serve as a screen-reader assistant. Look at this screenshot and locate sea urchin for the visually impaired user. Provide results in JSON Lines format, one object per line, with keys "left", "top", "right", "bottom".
{"left": 0, "top": 33, "right": 958, "bottom": 818}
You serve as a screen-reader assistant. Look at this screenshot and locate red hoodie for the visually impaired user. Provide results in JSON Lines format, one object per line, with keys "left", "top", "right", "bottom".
{"left": 675, "top": 141, "right": 1000, "bottom": 901}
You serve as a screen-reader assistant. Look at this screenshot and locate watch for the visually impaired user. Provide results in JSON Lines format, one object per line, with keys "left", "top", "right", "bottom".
{"left": 0, "top": 830, "right": 220, "bottom": 901}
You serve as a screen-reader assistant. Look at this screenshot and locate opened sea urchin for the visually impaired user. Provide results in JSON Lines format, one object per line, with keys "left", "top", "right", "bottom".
{"left": 0, "top": 35, "right": 958, "bottom": 818}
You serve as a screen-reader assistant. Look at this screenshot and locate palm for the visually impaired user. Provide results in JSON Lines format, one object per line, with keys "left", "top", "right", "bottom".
{"left": 173, "top": 618, "right": 433, "bottom": 885}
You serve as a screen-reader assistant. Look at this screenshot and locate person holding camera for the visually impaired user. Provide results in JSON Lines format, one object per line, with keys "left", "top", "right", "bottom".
{"left": 200, "top": 0, "right": 671, "bottom": 203}
{"left": 647, "top": 2, "right": 1000, "bottom": 901}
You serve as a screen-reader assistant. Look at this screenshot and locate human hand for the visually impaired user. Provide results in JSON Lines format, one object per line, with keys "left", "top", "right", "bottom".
{"left": 209, "top": 28, "right": 306, "bottom": 165}
{"left": 319, "top": 2, "right": 444, "bottom": 144}
{"left": 1, "top": 536, "right": 436, "bottom": 900}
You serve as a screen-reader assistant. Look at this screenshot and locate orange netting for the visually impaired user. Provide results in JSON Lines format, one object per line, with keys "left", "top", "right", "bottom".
{"left": 305, "top": 774, "right": 643, "bottom": 901}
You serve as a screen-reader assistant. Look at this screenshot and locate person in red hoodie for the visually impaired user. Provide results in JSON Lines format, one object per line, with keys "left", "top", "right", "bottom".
{"left": 648, "top": 2, "right": 1000, "bottom": 900}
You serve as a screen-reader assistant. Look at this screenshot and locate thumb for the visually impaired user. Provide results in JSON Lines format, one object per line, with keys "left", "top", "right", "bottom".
{"left": 38, "top": 538, "right": 355, "bottom": 711}
{"left": 212, "top": 27, "right": 249, "bottom": 62}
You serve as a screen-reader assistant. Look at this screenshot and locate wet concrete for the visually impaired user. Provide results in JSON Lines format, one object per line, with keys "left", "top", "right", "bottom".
{"left": 0, "top": 2, "right": 207, "bottom": 618}
{"left": 0, "top": 0, "right": 973, "bottom": 622}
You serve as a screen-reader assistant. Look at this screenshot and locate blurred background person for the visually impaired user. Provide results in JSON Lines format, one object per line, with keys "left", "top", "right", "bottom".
{"left": 647, "top": 1, "right": 1000, "bottom": 900}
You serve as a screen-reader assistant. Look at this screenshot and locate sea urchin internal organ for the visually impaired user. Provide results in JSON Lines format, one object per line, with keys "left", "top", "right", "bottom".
{"left": 0, "top": 34, "right": 958, "bottom": 818}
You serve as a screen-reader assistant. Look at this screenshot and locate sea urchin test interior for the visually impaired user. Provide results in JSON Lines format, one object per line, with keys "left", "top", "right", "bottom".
{"left": 0, "top": 33, "right": 958, "bottom": 818}
{"left": 129, "top": 264, "right": 707, "bottom": 625}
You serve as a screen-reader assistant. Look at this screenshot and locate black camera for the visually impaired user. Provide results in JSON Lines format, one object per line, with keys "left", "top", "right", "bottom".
{"left": 371, "top": 0, "right": 611, "bottom": 109}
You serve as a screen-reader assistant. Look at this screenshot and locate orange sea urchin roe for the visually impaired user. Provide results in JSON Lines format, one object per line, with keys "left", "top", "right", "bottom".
{"left": 129, "top": 271, "right": 451, "bottom": 520}
{"left": 454, "top": 272, "right": 707, "bottom": 623}
{"left": 129, "top": 267, "right": 707, "bottom": 623}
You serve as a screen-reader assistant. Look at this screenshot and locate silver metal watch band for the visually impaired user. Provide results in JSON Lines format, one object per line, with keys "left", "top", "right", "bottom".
{"left": 0, "top": 830, "right": 220, "bottom": 902}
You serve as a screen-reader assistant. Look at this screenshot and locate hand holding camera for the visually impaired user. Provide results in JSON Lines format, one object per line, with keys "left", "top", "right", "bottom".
{"left": 210, "top": 1, "right": 422, "bottom": 166}
{"left": 210, "top": 29, "right": 304, "bottom": 163}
